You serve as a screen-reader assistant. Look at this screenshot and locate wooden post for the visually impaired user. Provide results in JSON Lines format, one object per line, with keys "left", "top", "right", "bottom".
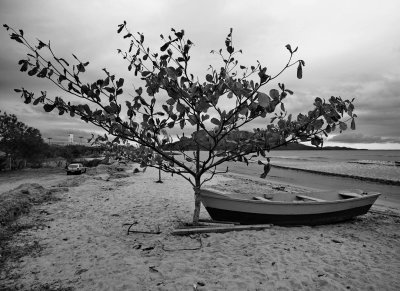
{"left": 171, "top": 224, "right": 272, "bottom": 235}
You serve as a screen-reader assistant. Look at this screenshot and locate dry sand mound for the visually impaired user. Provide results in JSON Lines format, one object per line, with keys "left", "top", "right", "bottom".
{"left": 0, "top": 183, "right": 69, "bottom": 226}
{"left": 0, "top": 183, "right": 49, "bottom": 225}
{"left": 86, "top": 162, "right": 133, "bottom": 180}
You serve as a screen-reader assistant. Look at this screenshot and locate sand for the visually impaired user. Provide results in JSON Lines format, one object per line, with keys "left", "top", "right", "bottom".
{"left": 1, "top": 164, "right": 399, "bottom": 290}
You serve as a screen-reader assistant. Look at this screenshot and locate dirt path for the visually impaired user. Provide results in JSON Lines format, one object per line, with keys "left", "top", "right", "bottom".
{"left": 0, "top": 168, "right": 67, "bottom": 194}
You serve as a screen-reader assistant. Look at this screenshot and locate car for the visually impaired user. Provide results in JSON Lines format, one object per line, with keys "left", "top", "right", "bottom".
{"left": 66, "top": 163, "right": 86, "bottom": 175}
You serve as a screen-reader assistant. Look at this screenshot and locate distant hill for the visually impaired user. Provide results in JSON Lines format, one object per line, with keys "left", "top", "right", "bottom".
{"left": 273, "top": 143, "right": 361, "bottom": 150}
{"left": 163, "top": 130, "right": 361, "bottom": 151}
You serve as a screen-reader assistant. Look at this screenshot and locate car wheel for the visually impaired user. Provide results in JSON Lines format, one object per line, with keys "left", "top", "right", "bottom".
{"left": 67, "top": 172, "right": 70, "bottom": 175}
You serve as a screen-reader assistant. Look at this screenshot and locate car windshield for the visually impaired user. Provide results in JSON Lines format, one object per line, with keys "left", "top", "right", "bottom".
{"left": 69, "top": 165, "right": 79, "bottom": 168}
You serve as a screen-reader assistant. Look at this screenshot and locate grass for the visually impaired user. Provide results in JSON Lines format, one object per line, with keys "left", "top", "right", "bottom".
{"left": 0, "top": 183, "right": 64, "bottom": 290}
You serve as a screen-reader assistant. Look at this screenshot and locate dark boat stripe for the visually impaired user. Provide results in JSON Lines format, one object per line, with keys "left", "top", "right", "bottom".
{"left": 205, "top": 205, "right": 373, "bottom": 225}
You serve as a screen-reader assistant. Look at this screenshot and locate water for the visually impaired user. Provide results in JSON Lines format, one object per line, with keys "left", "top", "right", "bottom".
{"left": 262, "top": 150, "right": 400, "bottom": 183}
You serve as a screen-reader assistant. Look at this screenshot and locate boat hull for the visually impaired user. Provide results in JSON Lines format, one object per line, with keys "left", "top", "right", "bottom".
{"left": 200, "top": 189, "right": 380, "bottom": 225}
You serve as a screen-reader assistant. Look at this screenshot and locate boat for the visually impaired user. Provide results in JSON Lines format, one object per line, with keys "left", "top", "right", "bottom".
{"left": 199, "top": 188, "right": 380, "bottom": 225}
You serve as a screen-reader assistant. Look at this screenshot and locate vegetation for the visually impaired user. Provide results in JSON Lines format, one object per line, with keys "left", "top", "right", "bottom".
{"left": 0, "top": 110, "right": 106, "bottom": 170}
{"left": 4, "top": 23, "right": 357, "bottom": 224}
{"left": 0, "top": 110, "right": 49, "bottom": 169}
{"left": 47, "top": 144, "right": 104, "bottom": 164}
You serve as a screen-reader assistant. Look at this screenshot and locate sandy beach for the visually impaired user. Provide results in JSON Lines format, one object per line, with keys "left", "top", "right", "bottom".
{"left": 1, "top": 163, "right": 399, "bottom": 290}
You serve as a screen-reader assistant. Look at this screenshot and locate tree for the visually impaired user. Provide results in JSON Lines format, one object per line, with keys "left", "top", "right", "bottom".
{"left": 4, "top": 23, "right": 357, "bottom": 224}
{"left": 0, "top": 110, "right": 48, "bottom": 168}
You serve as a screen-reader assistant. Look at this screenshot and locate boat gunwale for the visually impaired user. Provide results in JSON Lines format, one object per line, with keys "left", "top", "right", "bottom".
{"left": 200, "top": 189, "right": 381, "bottom": 206}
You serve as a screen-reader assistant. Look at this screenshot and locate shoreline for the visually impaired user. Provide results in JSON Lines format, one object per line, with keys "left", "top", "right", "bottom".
{"left": 219, "top": 160, "right": 400, "bottom": 212}
{"left": 271, "top": 164, "right": 400, "bottom": 186}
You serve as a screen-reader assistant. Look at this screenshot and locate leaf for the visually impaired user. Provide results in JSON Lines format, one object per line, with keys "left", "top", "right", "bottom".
{"left": 325, "top": 124, "right": 331, "bottom": 133}
{"left": 285, "top": 44, "right": 292, "bottom": 53}
{"left": 37, "top": 68, "right": 48, "bottom": 78}
{"left": 239, "top": 107, "right": 248, "bottom": 116}
{"left": 339, "top": 122, "right": 347, "bottom": 131}
{"left": 162, "top": 104, "right": 169, "bottom": 113}
{"left": 43, "top": 104, "right": 55, "bottom": 112}
{"left": 269, "top": 89, "right": 280, "bottom": 100}
{"left": 10, "top": 34, "right": 23, "bottom": 44}
{"left": 28, "top": 67, "right": 39, "bottom": 76}
{"left": 160, "top": 42, "right": 170, "bottom": 51}
{"left": 116, "top": 78, "right": 124, "bottom": 88}
{"left": 179, "top": 119, "right": 185, "bottom": 129}
{"left": 206, "top": 74, "right": 213, "bottom": 82}
{"left": 187, "top": 115, "right": 197, "bottom": 125}
{"left": 297, "top": 63, "right": 303, "bottom": 79}
{"left": 143, "top": 114, "right": 150, "bottom": 123}
{"left": 313, "top": 119, "right": 324, "bottom": 130}
{"left": 176, "top": 102, "right": 186, "bottom": 113}
{"left": 257, "top": 92, "right": 270, "bottom": 107}
{"left": 166, "top": 67, "right": 178, "bottom": 80}
{"left": 135, "top": 87, "right": 143, "bottom": 95}
{"left": 351, "top": 118, "right": 356, "bottom": 130}
{"left": 58, "top": 75, "right": 67, "bottom": 83}
{"left": 117, "top": 24, "right": 124, "bottom": 33}
{"left": 33, "top": 97, "right": 41, "bottom": 105}
{"left": 104, "top": 87, "right": 115, "bottom": 94}
{"left": 20, "top": 62, "right": 28, "bottom": 72}
{"left": 166, "top": 98, "right": 175, "bottom": 106}
{"left": 141, "top": 71, "right": 151, "bottom": 77}
{"left": 104, "top": 76, "right": 110, "bottom": 86}
{"left": 201, "top": 114, "right": 210, "bottom": 121}
{"left": 77, "top": 63, "right": 85, "bottom": 72}
{"left": 211, "top": 118, "right": 220, "bottom": 126}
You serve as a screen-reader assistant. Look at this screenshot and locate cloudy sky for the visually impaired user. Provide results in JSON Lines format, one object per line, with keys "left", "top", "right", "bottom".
{"left": 1, "top": 0, "right": 399, "bottom": 149}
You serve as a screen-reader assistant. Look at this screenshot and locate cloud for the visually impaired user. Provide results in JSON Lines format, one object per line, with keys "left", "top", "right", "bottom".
{"left": 329, "top": 133, "right": 400, "bottom": 144}
{"left": 1, "top": 0, "right": 400, "bottom": 150}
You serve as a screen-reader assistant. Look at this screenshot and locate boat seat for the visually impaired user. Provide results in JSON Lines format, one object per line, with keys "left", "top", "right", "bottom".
{"left": 296, "top": 195, "right": 326, "bottom": 202}
{"left": 339, "top": 191, "right": 362, "bottom": 198}
{"left": 253, "top": 196, "right": 271, "bottom": 201}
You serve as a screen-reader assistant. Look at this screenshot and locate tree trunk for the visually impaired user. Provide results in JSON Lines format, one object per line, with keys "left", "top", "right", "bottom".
{"left": 192, "top": 178, "right": 201, "bottom": 225}
{"left": 192, "top": 112, "right": 202, "bottom": 225}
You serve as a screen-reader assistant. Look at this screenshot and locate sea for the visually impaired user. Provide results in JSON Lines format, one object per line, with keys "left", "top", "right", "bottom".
{"left": 262, "top": 150, "right": 400, "bottom": 184}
